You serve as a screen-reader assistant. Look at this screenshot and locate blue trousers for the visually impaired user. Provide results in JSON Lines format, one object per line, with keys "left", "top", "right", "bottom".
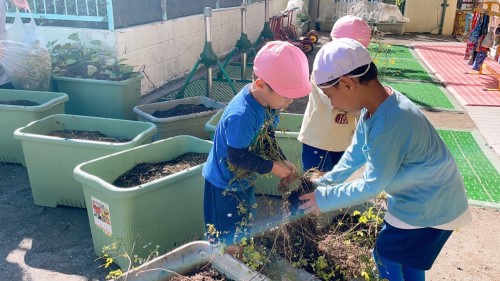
{"left": 373, "top": 251, "right": 425, "bottom": 281}
{"left": 373, "top": 221, "right": 453, "bottom": 280}
{"left": 301, "top": 143, "right": 344, "bottom": 172}
{"left": 203, "top": 180, "right": 256, "bottom": 245}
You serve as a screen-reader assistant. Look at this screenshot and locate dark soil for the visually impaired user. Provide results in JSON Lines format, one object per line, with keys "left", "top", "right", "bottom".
{"left": 48, "top": 130, "right": 131, "bottom": 142}
{"left": 278, "top": 174, "right": 315, "bottom": 216}
{"left": 255, "top": 209, "right": 380, "bottom": 281}
{"left": 113, "top": 152, "right": 208, "bottom": 188}
{"left": 152, "top": 104, "right": 213, "bottom": 118}
{"left": 169, "top": 264, "right": 233, "bottom": 281}
{"left": 0, "top": 100, "right": 40, "bottom": 106}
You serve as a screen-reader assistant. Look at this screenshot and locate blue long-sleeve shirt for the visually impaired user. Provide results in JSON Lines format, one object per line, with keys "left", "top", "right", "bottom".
{"left": 315, "top": 90, "right": 469, "bottom": 227}
{"left": 203, "top": 84, "right": 279, "bottom": 191}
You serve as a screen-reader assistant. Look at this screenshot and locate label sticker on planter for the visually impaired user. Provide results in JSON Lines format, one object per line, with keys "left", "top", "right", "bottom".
{"left": 91, "top": 196, "right": 112, "bottom": 237}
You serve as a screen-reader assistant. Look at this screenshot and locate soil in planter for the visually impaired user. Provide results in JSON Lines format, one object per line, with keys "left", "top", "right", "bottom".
{"left": 48, "top": 130, "right": 132, "bottom": 143}
{"left": 0, "top": 100, "right": 40, "bottom": 106}
{"left": 255, "top": 209, "right": 380, "bottom": 281}
{"left": 254, "top": 174, "right": 382, "bottom": 280}
{"left": 152, "top": 104, "right": 213, "bottom": 118}
{"left": 170, "top": 263, "right": 235, "bottom": 281}
{"left": 113, "top": 152, "right": 208, "bottom": 188}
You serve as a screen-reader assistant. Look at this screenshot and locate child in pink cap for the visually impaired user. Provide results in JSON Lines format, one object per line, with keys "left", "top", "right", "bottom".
{"left": 202, "top": 41, "right": 311, "bottom": 257}
{"left": 298, "top": 15, "right": 371, "bottom": 174}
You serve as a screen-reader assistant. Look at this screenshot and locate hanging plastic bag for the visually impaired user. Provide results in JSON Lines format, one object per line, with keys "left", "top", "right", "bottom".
{"left": 0, "top": 9, "right": 51, "bottom": 91}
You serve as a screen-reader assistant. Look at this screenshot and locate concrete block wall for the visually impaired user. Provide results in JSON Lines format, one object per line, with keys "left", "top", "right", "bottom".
{"left": 119, "top": 0, "right": 288, "bottom": 94}
{"left": 30, "top": 0, "right": 288, "bottom": 95}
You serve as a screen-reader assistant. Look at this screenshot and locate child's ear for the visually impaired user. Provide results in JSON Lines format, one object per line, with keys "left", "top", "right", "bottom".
{"left": 254, "top": 78, "right": 266, "bottom": 89}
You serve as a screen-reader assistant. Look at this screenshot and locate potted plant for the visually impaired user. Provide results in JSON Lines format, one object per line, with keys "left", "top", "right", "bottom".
{"left": 48, "top": 33, "right": 143, "bottom": 120}
{"left": 13, "top": 114, "right": 157, "bottom": 208}
{"left": 0, "top": 89, "right": 68, "bottom": 166}
{"left": 73, "top": 135, "right": 213, "bottom": 269}
{"left": 133, "top": 96, "right": 226, "bottom": 140}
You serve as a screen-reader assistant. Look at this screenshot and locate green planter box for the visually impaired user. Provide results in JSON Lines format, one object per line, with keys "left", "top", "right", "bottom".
{"left": 116, "top": 241, "right": 269, "bottom": 281}
{"left": 374, "top": 22, "right": 407, "bottom": 35}
{"left": 52, "top": 74, "right": 143, "bottom": 120}
{"left": 0, "top": 89, "right": 68, "bottom": 166}
{"left": 73, "top": 135, "right": 212, "bottom": 269}
{"left": 134, "top": 96, "right": 226, "bottom": 140}
{"left": 13, "top": 114, "right": 156, "bottom": 208}
{"left": 205, "top": 110, "right": 303, "bottom": 196}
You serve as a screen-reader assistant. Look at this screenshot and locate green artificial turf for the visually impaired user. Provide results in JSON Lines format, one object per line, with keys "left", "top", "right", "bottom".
{"left": 438, "top": 130, "right": 500, "bottom": 204}
{"left": 383, "top": 80, "right": 455, "bottom": 110}
{"left": 368, "top": 43, "right": 415, "bottom": 59}
{"left": 375, "top": 58, "right": 434, "bottom": 81}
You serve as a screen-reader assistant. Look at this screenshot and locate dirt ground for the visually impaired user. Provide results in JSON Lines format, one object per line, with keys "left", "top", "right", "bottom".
{"left": 1, "top": 32, "right": 499, "bottom": 281}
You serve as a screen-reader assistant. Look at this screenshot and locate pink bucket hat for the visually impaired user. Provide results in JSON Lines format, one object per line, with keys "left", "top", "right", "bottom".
{"left": 253, "top": 41, "right": 311, "bottom": 98}
{"left": 313, "top": 38, "right": 373, "bottom": 85}
{"left": 330, "top": 15, "right": 371, "bottom": 48}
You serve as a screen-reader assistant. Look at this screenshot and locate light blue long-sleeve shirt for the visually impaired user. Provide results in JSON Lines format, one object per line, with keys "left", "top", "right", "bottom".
{"left": 315, "top": 90, "right": 469, "bottom": 227}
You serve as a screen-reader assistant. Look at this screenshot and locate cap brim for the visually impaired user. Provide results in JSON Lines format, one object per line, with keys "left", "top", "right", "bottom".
{"left": 274, "top": 83, "right": 312, "bottom": 99}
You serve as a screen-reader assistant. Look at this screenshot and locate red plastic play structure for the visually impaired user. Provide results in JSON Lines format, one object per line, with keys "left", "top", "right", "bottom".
{"left": 269, "top": 8, "right": 319, "bottom": 54}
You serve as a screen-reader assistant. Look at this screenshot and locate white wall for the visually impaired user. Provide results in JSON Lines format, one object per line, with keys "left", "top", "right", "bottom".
{"left": 403, "top": 0, "right": 457, "bottom": 34}
{"left": 33, "top": 0, "right": 287, "bottom": 95}
{"left": 116, "top": 0, "right": 288, "bottom": 94}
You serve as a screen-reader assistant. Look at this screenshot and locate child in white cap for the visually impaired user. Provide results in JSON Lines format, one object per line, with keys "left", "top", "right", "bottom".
{"left": 299, "top": 38, "right": 471, "bottom": 281}
{"left": 203, "top": 41, "right": 311, "bottom": 256}
{"left": 298, "top": 15, "right": 371, "bottom": 174}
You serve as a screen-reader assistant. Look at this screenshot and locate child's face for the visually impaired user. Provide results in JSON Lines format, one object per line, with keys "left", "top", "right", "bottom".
{"left": 259, "top": 82, "right": 294, "bottom": 110}
{"left": 319, "top": 77, "right": 362, "bottom": 112}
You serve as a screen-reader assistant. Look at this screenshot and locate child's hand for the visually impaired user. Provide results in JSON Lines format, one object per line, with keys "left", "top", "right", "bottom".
{"left": 283, "top": 160, "right": 297, "bottom": 174}
{"left": 271, "top": 161, "right": 295, "bottom": 178}
{"left": 299, "top": 192, "right": 320, "bottom": 215}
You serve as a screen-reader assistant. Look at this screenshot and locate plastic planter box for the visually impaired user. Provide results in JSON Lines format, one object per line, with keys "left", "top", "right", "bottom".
{"left": 115, "top": 241, "right": 269, "bottom": 281}
{"left": 134, "top": 96, "right": 226, "bottom": 140}
{"left": 375, "top": 22, "right": 407, "bottom": 35}
{"left": 13, "top": 114, "right": 156, "bottom": 208}
{"left": 205, "top": 110, "right": 303, "bottom": 196}
{"left": 73, "top": 135, "right": 212, "bottom": 269}
{"left": 51, "top": 74, "right": 143, "bottom": 120}
{"left": 0, "top": 89, "right": 68, "bottom": 166}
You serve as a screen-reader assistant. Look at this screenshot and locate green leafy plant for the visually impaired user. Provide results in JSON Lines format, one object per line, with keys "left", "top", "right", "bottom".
{"left": 47, "top": 33, "right": 140, "bottom": 81}
{"left": 99, "top": 238, "right": 160, "bottom": 280}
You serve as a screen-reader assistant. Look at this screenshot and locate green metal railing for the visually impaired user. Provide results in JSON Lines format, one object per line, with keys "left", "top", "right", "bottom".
{"left": 4, "top": 0, "right": 254, "bottom": 30}
{"left": 6, "top": 0, "right": 115, "bottom": 29}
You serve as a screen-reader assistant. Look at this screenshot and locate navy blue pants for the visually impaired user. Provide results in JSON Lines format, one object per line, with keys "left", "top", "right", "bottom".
{"left": 301, "top": 143, "right": 344, "bottom": 172}
{"left": 203, "top": 180, "right": 256, "bottom": 246}
{"left": 374, "top": 221, "right": 452, "bottom": 274}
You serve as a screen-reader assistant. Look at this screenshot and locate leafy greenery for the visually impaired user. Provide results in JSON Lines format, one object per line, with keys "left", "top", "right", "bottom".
{"left": 47, "top": 33, "right": 139, "bottom": 81}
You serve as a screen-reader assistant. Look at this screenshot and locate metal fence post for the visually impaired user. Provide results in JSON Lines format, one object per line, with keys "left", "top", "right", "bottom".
{"left": 107, "top": 0, "right": 115, "bottom": 30}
